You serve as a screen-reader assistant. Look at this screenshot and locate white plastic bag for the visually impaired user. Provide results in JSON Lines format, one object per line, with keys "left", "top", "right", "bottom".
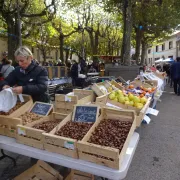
{"left": 0, "top": 88, "right": 17, "bottom": 112}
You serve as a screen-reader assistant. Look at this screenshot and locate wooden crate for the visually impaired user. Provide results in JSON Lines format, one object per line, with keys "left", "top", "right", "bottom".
{"left": 110, "top": 79, "right": 124, "bottom": 90}
{"left": 43, "top": 113, "right": 79, "bottom": 158}
{"left": 65, "top": 170, "right": 94, "bottom": 180}
{"left": 77, "top": 108, "right": 136, "bottom": 169}
{"left": 43, "top": 109, "right": 95, "bottom": 159}
{"left": 96, "top": 94, "right": 151, "bottom": 127}
{"left": 14, "top": 160, "right": 63, "bottom": 180}
{"left": 16, "top": 113, "right": 67, "bottom": 149}
{"left": 91, "top": 81, "right": 117, "bottom": 96}
{"left": 0, "top": 95, "right": 33, "bottom": 118}
{"left": 0, "top": 95, "right": 33, "bottom": 138}
{"left": 130, "top": 79, "right": 158, "bottom": 90}
{"left": 55, "top": 89, "right": 95, "bottom": 114}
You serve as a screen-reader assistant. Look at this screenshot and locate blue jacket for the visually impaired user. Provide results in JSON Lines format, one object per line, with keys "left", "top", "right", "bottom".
{"left": 170, "top": 62, "right": 180, "bottom": 79}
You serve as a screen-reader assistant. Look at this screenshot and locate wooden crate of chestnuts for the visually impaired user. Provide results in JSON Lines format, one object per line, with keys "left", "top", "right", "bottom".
{"left": 55, "top": 89, "right": 95, "bottom": 114}
{"left": 43, "top": 112, "right": 94, "bottom": 159}
{"left": 77, "top": 107, "right": 136, "bottom": 169}
{"left": 0, "top": 95, "right": 33, "bottom": 137}
{"left": 16, "top": 112, "right": 67, "bottom": 149}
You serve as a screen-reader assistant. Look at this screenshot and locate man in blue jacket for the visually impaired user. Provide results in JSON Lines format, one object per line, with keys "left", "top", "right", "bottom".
{"left": 170, "top": 57, "right": 180, "bottom": 95}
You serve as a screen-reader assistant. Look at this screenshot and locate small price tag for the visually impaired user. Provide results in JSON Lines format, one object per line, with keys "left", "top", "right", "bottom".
{"left": 18, "top": 127, "right": 26, "bottom": 135}
{"left": 64, "top": 141, "right": 74, "bottom": 150}
{"left": 65, "top": 95, "right": 71, "bottom": 102}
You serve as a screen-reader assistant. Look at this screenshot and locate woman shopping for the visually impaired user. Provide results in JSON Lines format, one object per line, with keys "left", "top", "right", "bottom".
{"left": 0, "top": 46, "right": 49, "bottom": 102}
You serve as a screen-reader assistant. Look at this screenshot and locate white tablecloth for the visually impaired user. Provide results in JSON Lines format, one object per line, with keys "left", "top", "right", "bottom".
{"left": 0, "top": 133, "right": 139, "bottom": 180}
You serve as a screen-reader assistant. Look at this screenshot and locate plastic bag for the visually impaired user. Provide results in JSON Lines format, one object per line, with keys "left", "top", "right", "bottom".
{"left": 0, "top": 88, "right": 17, "bottom": 112}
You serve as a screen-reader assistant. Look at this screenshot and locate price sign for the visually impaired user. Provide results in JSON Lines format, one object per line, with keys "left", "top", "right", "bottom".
{"left": 30, "top": 102, "right": 53, "bottom": 116}
{"left": 72, "top": 105, "right": 99, "bottom": 123}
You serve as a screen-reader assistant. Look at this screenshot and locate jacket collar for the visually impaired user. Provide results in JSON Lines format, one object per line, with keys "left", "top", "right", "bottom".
{"left": 20, "top": 60, "right": 37, "bottom": 74}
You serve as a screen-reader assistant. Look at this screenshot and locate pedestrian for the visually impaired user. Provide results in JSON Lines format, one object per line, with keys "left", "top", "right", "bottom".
{"left": 70, "top": 60, "right": 78, "bottom": 86}
{"left": 0, "top": 51, "right": 8, "bottom": 71}
{"left": 0, "top": 59, "right": 14, "bottom": 78}
{"left": 170, "top": 57, "right": 180, "bottom": 95}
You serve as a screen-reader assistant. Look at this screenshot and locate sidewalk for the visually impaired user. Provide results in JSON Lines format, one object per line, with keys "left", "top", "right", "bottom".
{"left": 124, "top": 87, "right": 180, "bottom": 180}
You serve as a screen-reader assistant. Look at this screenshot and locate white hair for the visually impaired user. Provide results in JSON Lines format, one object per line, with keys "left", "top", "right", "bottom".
{"left": 14, "top": 46, "right": 33, "bottom": 57}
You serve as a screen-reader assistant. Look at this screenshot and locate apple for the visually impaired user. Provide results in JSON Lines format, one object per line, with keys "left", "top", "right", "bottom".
{"left": 133, "top": 96, "right": 140, "bottom": 103}
{"left": 136, "top": 103, "right": 144, "bottom": 109}
{"left": 109, "top": 93, "right": 116, "bottom": 100}
{"left": 140, "top": 97, "right": 147, "bottom": 104}
{"left": 124, "top": 97, "right": 129, "bottom": 101}
{"left": 118, "top": 96, "right": 125, "bottom": 104}
{"left": 125, "top": 101, "right": 130, "bottom": 105}
{"left": 129, "top": 101, "right": 134, "bottom": 106}
{"left": 128, "top": 94, "right": 134, "bottom": 101}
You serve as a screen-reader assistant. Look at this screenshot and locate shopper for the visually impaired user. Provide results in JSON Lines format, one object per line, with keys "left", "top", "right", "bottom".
{"left": 0, "top": 59, "right": 14, "bottom": 78}
{"left": 0, "top": 51, "right": 8, "bottom": 71}
{"left": 0, "top": 46, "right": 49, "bottom": 102}
{"left": 70, "top": 60, "right": 78, "bottom": 86}
{"left": 170, "top": 57, "right": 180, "bottom": 95}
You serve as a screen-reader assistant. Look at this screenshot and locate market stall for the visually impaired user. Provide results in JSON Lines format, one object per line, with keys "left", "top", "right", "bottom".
{"left": 0, "top": 69, "right": 165, "bottom": 179}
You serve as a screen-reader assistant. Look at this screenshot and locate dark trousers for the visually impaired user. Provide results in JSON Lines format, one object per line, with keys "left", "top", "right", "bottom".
{"left": 173, "top": 79, "right": 180, "bottom": 94}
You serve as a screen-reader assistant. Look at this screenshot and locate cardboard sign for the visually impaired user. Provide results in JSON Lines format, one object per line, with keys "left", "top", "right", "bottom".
{"left": 72, "top": 105, "right": 99, "bottom": 123}
{"left": 30, "top": 102, "right": 53, "bottom": 116}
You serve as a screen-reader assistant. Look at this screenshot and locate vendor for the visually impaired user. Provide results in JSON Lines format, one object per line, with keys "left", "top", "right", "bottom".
{"left": 0, "top": 46, "right": 49, "bottom": 102}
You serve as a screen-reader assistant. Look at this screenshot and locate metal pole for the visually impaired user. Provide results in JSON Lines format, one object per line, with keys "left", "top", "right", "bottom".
{"left": 17, "top": 0, "right": 22, "bottom": 46}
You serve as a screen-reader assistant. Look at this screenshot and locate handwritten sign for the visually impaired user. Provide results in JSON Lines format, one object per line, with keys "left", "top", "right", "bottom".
{"left": 72, "top": 105, "right": 99, "bottom": 123}
{"left": 30, "top": 102, "right": 53, "bottom": 116}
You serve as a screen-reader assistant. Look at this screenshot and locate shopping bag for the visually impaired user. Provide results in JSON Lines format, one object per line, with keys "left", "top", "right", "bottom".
{"left": 0, "top": 88, "right": 17, "bottom": 112}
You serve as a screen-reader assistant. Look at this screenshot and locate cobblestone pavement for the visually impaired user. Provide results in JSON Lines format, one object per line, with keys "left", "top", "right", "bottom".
{"left": 0, "top": 87, "right": 179, "bottom": 180}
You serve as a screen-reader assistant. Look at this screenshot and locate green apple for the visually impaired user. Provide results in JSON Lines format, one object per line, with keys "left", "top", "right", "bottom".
{"left": 118, "top": 96, "right": 125, "bottom": 104}
{"left": 124, "top": 97, "right": 129, "bottom": 101}
{"left": 129, "top": 101, "right": 134, "bottom": 106}
{"left": 109, "top": 93, "right": 116, "bottom": 100}
{"left": 133, "top": 96, "right": 140, "bottom": 103}
{"left": 128, "top": 94, "right": 134, "bottom": 101}
{"left": 114, "top": 97, "right": 118, "bottom": 102}
{"left": 136, "top": 103, "right": 144, "bottom": 109}
{"left": 125, "top": 101, "right": 130, "bottom": 105}
{"left": 140, "top": 97, "right": 147, "bottom": 104}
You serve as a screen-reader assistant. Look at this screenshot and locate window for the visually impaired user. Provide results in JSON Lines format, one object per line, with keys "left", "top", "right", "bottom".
{"left": 169, "top": 41, "right": 173, "bottom": 49}
{"left": 156, "top": 46, "right": 158, "bottom": 52}
{"left": 162, "top": 43, "right": 165, "bottom": 51}
{"left": 148, "top": 49, "right": 151, "bottom": 54}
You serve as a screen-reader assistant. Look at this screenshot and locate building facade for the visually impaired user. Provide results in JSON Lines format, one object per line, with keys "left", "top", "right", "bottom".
{"left": 146, "top": 31, "right": 180, "bottom": 65}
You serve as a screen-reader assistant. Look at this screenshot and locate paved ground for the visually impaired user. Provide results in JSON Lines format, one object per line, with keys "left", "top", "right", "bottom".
{"left": 0, "top": 87, "right": 180, "bottom": 180}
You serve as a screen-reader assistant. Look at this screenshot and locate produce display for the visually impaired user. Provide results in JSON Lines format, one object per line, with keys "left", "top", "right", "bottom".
{"left": 126, "top": 84, "right": 156, "bottom": 96}
{"left": 55, "top": 121, "right": 93, "bottom": 140}
{"left": 89, "top": 119, "right": 132, "bottom": 152}
{"left": 32, "top": 120, "right": 61, "bottom": 133}
{"left": 109, "top": 89, "right": 148, "bottom": 109}
{"left": 0, "top": 102, "right": 25, "bottom": 115}
{"left": 19, "top": 112, "right": 42, "bottom": 125}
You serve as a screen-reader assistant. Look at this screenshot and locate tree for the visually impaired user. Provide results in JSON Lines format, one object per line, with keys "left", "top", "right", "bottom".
{"left": 0, "top": 0, "right": 56, "bottom": 61}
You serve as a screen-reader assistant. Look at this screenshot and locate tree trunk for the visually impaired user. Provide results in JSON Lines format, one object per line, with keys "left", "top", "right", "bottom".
{"left": 59, "top": 34, "right": 64, "bottom": 62}
{"left": 7, "top": 17, "right": 18, "bottom": 63}
{"left": 141, "top": 38, "right": 147, "bottom": 65}
{"left": 94, "top": 31, "right": 99, "bottom": 55}
{"left": 121, "top": 0, "right": 133, "bottom": 65}
{"left": 41, "top": 48, "right": 46, "bottom": 62}
{"left": 65, "top": 50, "right": 69, "bottom": 64}
{"left": 88, "top": 31, "right": 95, "bottom": 60}
{"left": 134, "top": 27, "right": 142, "bottom": 65}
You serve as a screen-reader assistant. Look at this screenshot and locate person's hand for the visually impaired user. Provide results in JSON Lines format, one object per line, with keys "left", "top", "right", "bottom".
{"left": 12, "top": 86, "right": 23, "bottom": 94}
{"left": 2, "top": 85, "right": 10, "bottom": 89}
